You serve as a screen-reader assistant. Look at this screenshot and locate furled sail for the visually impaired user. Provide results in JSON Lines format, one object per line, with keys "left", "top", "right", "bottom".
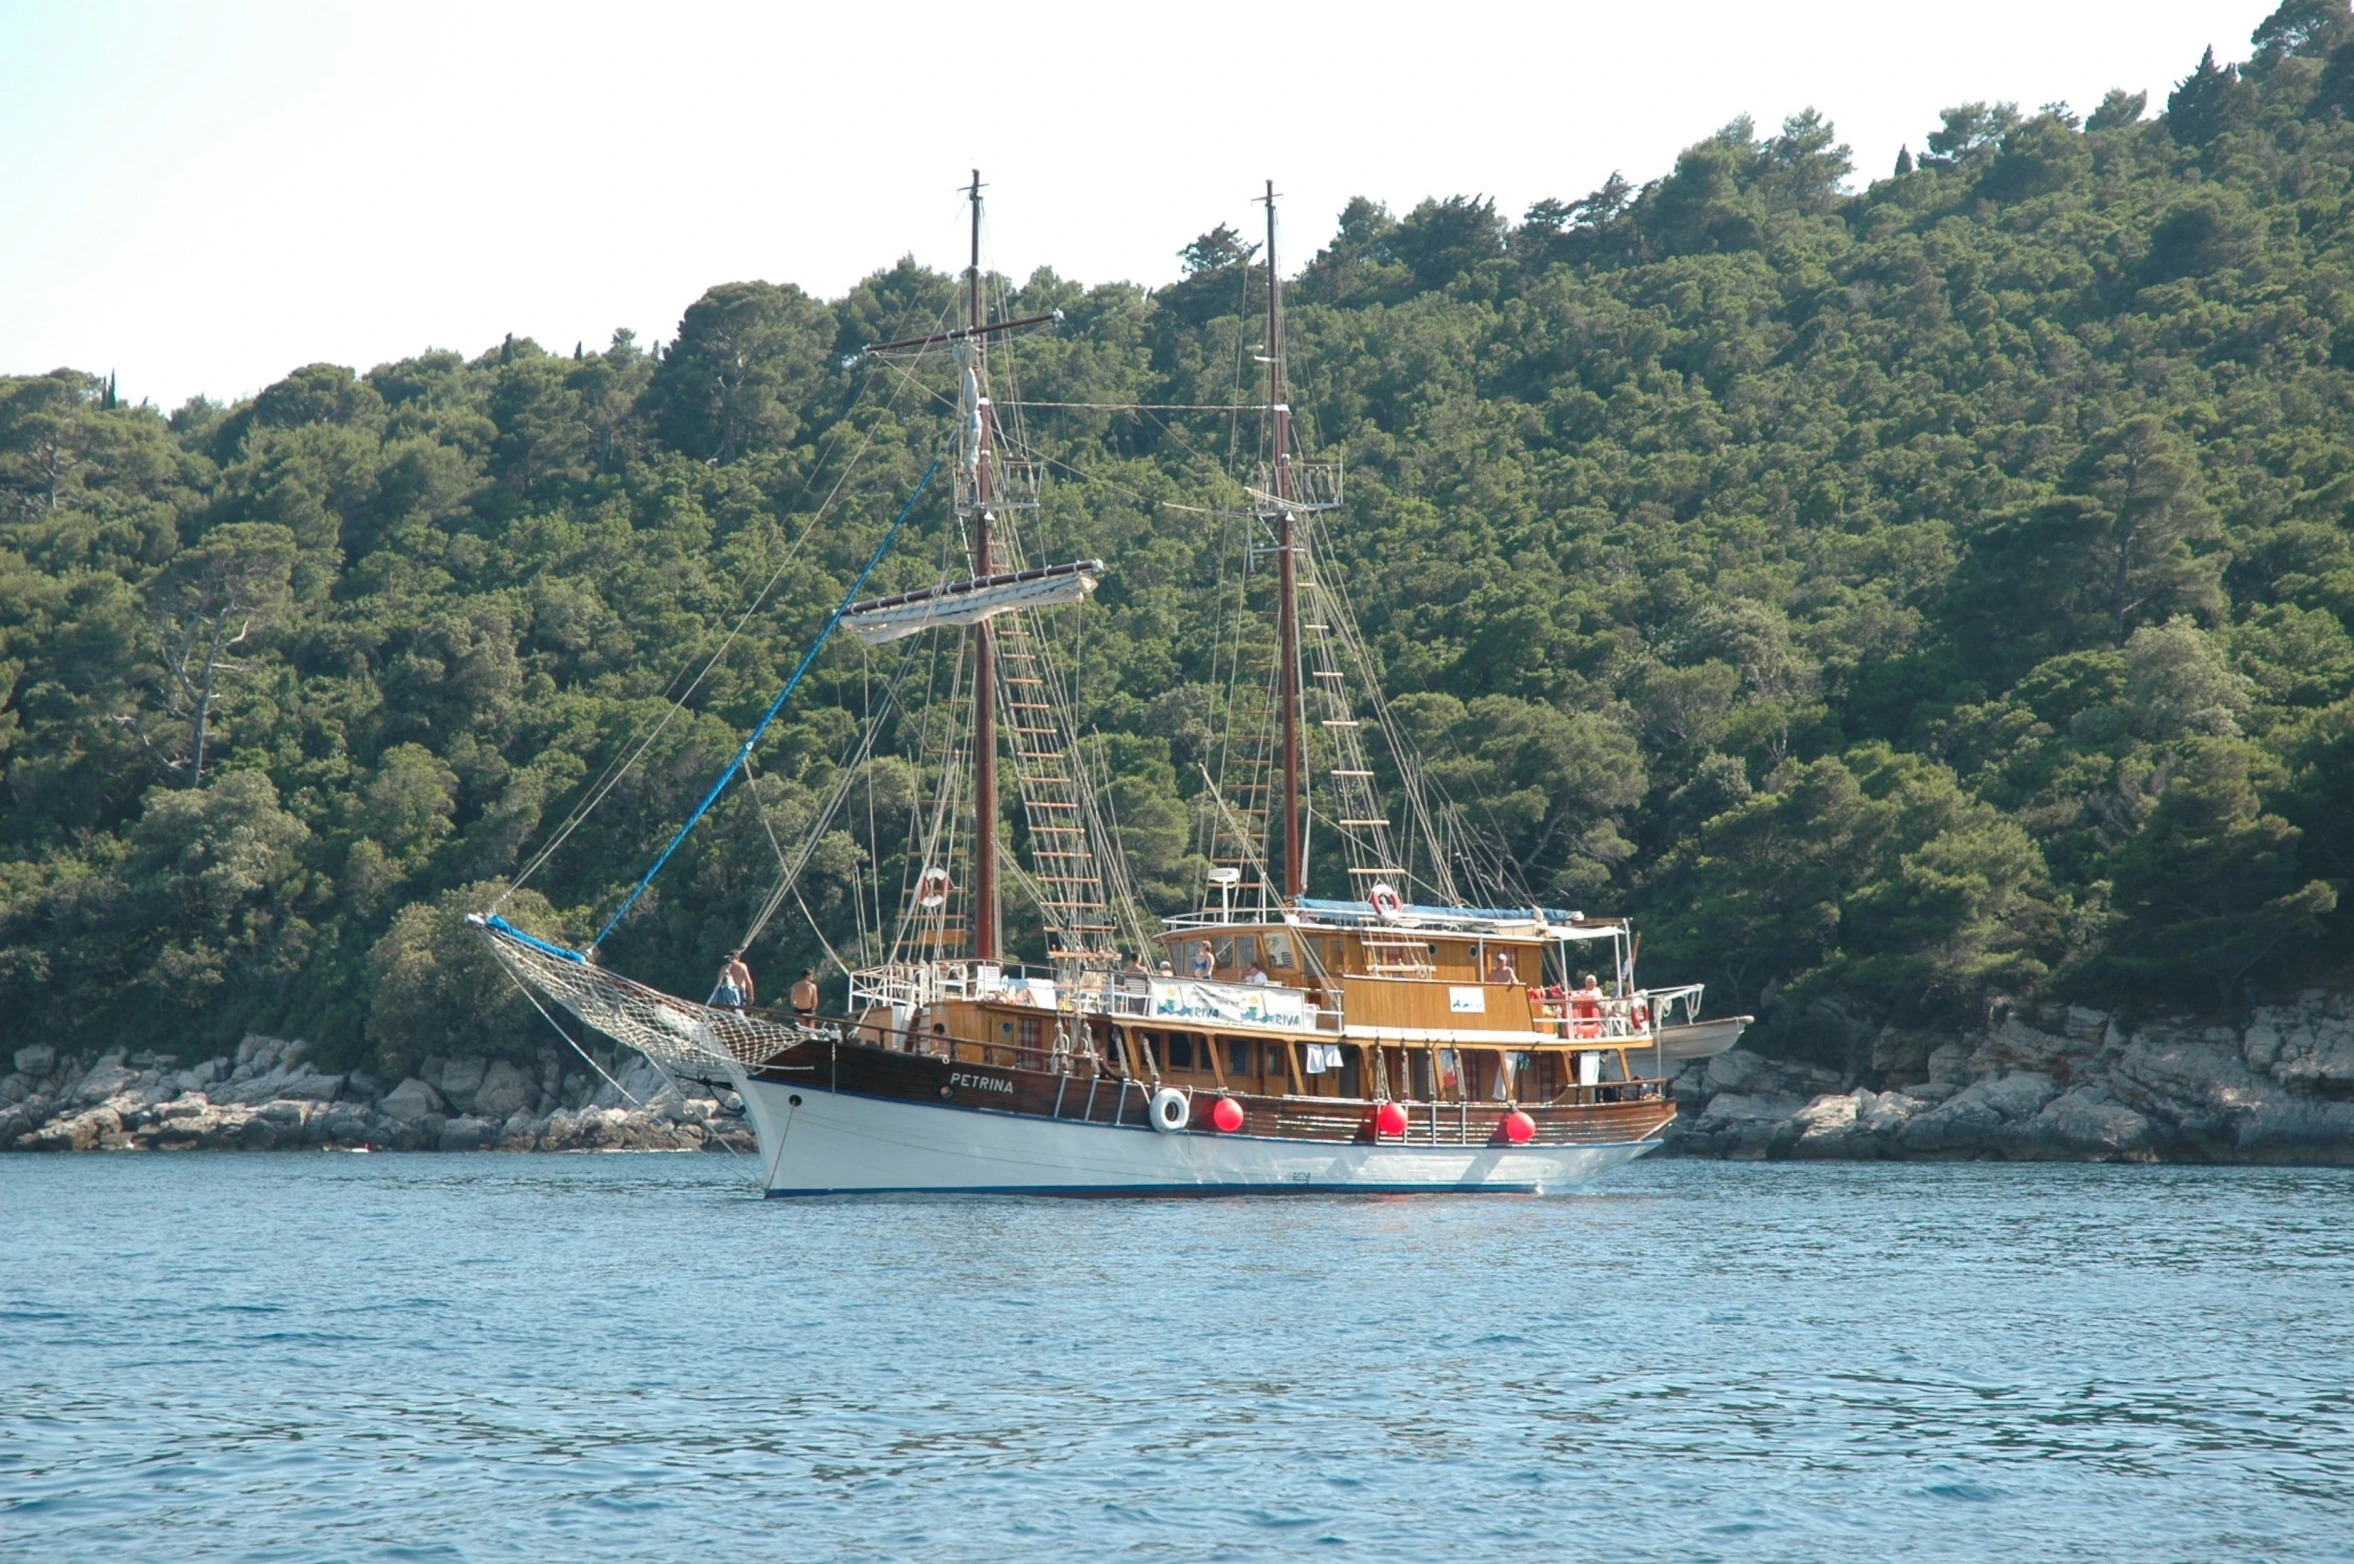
{"left": 843, "top": 559, "right": 1102, "bottom": 645}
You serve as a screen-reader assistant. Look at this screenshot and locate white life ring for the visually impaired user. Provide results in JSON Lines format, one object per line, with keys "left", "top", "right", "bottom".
{"left": 1369, "top": 882, "right": 1404, "bottom": 920}
{"left": 1150, "top": 1086, "right": 1190, "bottom": 1133}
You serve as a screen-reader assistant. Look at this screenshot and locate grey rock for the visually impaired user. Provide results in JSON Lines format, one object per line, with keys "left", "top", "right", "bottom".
{"left": 1901, "top": 1070, "right": 2061, "bottom": 1157}
{"left": 22, "top": 1107, "right": 122, "bottom": 1153}
{"left": 255, "top": 1099, "right": 310, "bottom": 1131}
{"left": 2062, "top": 1005, "right": 2111, "bottom": 1043}
{"left": 345, "top": 1069, "right": 380, "bottom": 1099}
{"left": 471, "top": 1059, "right": 533, "bottom": 1120}
{"left": 0, "top": 1073, "right": 28, "bottom": 1104}
{"left": 2248, "top": 993, "right": 2354, "bottom": 1094}
{"left": 1790, "top": 1092, "right": 1866, "bottom": 1158}
{"left": 2020, "top": 1087, "right": 2155, "bottom": 1160}
{"left": 1788, "top": 1089, "right": 1925, "bottom": 1159}
{"left": 274, "top": 1068, "right": 344, "bottom": 1103}
{"left": 311, "top": 1104, "right": 376, "bottom": 1147}
{"left": 1684, "top": 1092, "right": 1807, "bottom": 1159}
{"left": 2109, "top": 1032, "right": 2268, "bottom": 1142}
{"left": 14, "top": 1044, "right": 55, "bottom": 1076}
{"left": 379, "top": 1078, "right": 445, "bottom": 1124}
{"left": 147, "top": 1106, "right": 224, "bottom": 1147}
{"left": 437, "top": 1115, "right": 500, "bottom": 1151}
{"left": 1926, "top": 1040, "right": 1973, "bottom": 1087}
{"left": 1980, "top": 1070, "right": 2060, "bottom": 1121}
{"left": 73, "top": 1063, "right": 139, "bottom": 1107}
{"left": 1901, "top": 1086, "right": 2002, "bottom": 1156}
{"left": 435, "top": 1056, "right": 489, "bottom": 1112}
{"left": 1970, "top": 1019, "right": 2080, "bottom": 1082}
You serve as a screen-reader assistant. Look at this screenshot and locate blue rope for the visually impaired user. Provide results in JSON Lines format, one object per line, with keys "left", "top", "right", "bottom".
{"left": 592, "top": 449, "right": 944, "bottom": 952}
{"left": 483, "top": 913, "right": 586, "bottom": 964}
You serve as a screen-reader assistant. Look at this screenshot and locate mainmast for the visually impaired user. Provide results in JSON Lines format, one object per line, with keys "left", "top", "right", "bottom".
{"left": 964, "top": 169, "right": 1001, "bottom": 963}
{"left": 1265, "top": 180, "right": 1304, "bottom": 902}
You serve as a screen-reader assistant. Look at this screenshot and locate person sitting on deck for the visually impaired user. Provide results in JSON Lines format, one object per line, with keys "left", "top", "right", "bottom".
{"left": 1486, "top": 950, "right": 1519, "bottom": 985}
{"left": 789, "top": 968, "right": 819, "bottom": 1023}
{"left": 1571, "top": 972, "right": 1604, "bottom": 1038}
{"left": 710, "top": 952, "right": 755, "bottom": 1010}
{"left": 1243, "top": 963, "right": 1270, "bottom": 986}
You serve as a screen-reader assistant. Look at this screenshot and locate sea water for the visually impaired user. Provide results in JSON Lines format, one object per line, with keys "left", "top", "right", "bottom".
{"left": 2, "top": 1154, "right": 2349, "bottom": 1562}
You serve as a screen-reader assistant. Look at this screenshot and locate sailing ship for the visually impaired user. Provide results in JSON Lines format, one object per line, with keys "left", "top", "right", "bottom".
{"left": 477, "top": 176, "right": 1746, "bottom": 1195}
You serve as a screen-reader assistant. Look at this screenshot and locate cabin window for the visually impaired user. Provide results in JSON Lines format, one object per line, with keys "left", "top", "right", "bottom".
{"left": 1019, "top": 1016, "right": 1042, "bottom": 1053}
{"left": 1322, "top": 937, "right": 1347, "bottom": 973}
{"left": 1235, "top": 934, "right": 1258, "bottom": 971}
{"left": 1213, "top": 936, "right": 1236, "bottom": 971}
{"left": 1228, "top": 1038, "right": 1251, "bottom": 1078}
{"left": 1262, "top": 931, "right": 1295, "bottom": 969}
{"left": 1266, "top": 1042, "right": 1291, "bottom": 1080}
{"left": 1167, "top": 1033, "right": 1193, "bottom": 1070}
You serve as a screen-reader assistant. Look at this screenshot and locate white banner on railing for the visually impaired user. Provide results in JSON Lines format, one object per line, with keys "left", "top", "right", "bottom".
{"left": 1146, "top": 979, "right": 1306, "bottom": 1028}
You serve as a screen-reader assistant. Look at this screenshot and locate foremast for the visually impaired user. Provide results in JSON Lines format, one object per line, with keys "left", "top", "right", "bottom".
{"left": 962, "top": 170, "right": 1002, "bottom": 964}
{"left": 1265, "top": 181, "right": 1304, "bottom": 903}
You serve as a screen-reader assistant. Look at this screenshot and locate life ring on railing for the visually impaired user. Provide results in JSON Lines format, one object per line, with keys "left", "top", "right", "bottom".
{"left": 1369, "top": 882, "right": 1404, "bottom": 920}
{"left": 1150, "top": 1086, "right": 1190, "bottom": 1133}
{"left": 1631, "top": 999, "right": 1651, "bottom": 1029}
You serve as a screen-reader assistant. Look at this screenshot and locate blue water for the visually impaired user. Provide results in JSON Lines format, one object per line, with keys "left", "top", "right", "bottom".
{"left": 3, "top": 1155, "right": 2350, "bottom": 1562}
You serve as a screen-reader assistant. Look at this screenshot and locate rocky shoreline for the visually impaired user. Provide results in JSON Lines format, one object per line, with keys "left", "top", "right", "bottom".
{"left": 1, "top": 1036, "right": 751, "bottom": 1154}
{"left": 10, "top": 990, "right": 2354, "bottom": 1164}
{"left": 1666, "top": 989, "right": 2354, "bottom": 1164}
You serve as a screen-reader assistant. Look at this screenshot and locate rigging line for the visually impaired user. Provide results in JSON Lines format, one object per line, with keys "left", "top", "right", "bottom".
{"left": 593, "top": 446, "right": 947, "bottom": 952}
{"left": 491, "top": 954, "right": 645, "bottom": 1109}
{"left": 1031, "top": 454, "right": 1228, "bottom": 515}
{"left": 504, "top": 375, "right": 918, "bottom": 906}
{"left": 745, "top": 741, "right": 861, "bottom": 982}
{"left": 503, "top": 291, "right": 957, "bottom": 907}
{"left": 737, "top": 620, "right": 927, "bottom": 954}
{"left": 1003, "top": 400, "right": 1267, "bottom": 412}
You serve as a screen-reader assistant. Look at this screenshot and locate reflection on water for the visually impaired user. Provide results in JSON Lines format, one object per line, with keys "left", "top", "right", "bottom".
{"left": 3, "top": 1155, "right": 2350, "bottom": 1560}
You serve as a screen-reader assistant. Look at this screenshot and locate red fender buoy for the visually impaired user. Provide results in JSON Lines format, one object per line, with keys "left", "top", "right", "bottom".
{"left": 1211, "top": 1096, "right": 1246, "bottom": 1133}
{"left": 1375, "top": 1101, "right": 1409, "bottom": 1137}
{"left": 1501, "top": 1110, "right": 1536, "bottom": 1145}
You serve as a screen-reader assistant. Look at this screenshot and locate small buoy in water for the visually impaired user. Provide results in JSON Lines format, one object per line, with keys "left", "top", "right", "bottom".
{"left": 1211, "top": 1096, "right": 1245, "bottom": 1133}
{"left": 1375, "top": 1101, "right": 1409, "bottom": 1137}
{"left": 1502, "top": 1110, "right": 1535, "bottom": 1145}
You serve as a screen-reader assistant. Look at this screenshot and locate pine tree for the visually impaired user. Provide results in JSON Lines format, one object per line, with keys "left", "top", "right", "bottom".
{"left": 2168, "top": 46, "right": 2253, "bottom": 146}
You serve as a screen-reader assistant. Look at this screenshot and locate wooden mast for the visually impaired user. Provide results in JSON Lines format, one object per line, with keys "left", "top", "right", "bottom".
{"left": 1266, "top": 179, "right": 1303, "bottom": 902}
{"left": 966, "top": 169, "right": 1001, "bottom": 963}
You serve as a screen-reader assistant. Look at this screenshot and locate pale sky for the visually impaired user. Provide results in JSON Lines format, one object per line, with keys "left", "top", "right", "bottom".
{"left": 1, "top": 0, "right": 2282, "bottom": 412}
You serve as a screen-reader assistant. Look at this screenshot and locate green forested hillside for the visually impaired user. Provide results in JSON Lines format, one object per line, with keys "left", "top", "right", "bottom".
{"left": 9, "top": 6, "right": 2354, "bottom": 1076}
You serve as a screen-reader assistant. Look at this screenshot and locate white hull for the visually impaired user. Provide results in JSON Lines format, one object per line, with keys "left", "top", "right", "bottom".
{"left": 736, "top": 1075, "right": 1659, "bottom": 1197}
{"left": 1655, "top": 1015, "right": 1750, "bottom": 1062}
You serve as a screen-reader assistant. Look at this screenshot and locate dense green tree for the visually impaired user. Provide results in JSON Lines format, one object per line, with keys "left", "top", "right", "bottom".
{"left": 8, "top": 14, "right": 2354, "bottom": 1068}
{"left": 2105, "top": 738, "right": 2337, "bottom": 1010}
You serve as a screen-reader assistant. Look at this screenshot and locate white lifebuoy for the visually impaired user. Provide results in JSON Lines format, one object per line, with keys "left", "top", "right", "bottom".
{"left": 1369, "top": 882, "right": 1404, "bottom": 920}
{"left": 1150, "top": 1086, "right": 1190, "bottom": 1133}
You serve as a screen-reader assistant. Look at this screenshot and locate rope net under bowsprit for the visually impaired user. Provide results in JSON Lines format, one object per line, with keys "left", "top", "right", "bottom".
{"left": 480, "top": 921, "right": 797, "bottom": 1079}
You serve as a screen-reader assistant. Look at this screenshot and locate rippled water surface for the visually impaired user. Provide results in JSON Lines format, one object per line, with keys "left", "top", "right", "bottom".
{"left": 4, "top": 1154, "right": 2351, "bottom": 1561}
